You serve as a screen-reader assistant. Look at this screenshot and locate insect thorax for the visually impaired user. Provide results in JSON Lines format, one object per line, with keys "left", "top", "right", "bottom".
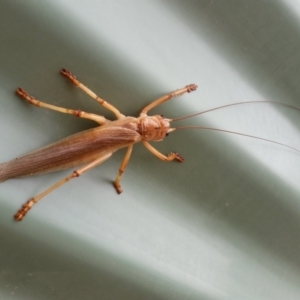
{"left": 138, "top": 115, "right": 170, "bottom": 141}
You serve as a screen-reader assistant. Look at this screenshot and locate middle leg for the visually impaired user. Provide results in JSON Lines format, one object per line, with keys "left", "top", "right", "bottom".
{"left": 114, "top": 145, "right": 133, "bottom": 194}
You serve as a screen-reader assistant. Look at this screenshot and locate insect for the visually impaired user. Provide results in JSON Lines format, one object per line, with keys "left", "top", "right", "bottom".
{"left": 0, "top": 69, "right": 299, "bottom": 221}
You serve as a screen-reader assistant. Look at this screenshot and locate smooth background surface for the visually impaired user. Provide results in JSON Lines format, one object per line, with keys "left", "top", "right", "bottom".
{"left": 1, "top": 1, "right": 300, "bottom": 299}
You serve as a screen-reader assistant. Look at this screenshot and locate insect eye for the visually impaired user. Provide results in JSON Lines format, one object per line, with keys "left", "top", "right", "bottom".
{"left": 160, "top": 114, "right": 164, "bottom": 118}
{"left": 166, "top": 133, "right": 169, "bottom": 137}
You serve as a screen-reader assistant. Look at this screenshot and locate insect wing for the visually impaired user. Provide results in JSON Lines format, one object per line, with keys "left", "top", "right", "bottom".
{"left": 0, "top": 126, "right": 140, "bottom": 181}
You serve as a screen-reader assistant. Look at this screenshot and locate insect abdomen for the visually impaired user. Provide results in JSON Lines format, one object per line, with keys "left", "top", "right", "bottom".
{"left": 0, "top": 126, "right": 140, "bottom": 181}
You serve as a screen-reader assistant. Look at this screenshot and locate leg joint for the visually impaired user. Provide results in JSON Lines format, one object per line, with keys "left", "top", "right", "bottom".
{"left": 73, "top": 110, "right": 83, "bottom": 117}
{"left": 73, "top": 170, "right": 81, "bottom": 178}
{"left": 96, "top": 96, "right": 105, "bottom": 104}
{"left": 118, "top": 168, "right": 125, "bottom": 175}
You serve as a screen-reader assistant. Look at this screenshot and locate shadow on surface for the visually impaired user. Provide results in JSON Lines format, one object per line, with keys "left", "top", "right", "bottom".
{"left": 160, "top": 0, "right": 300, "bottom": 104}
{"left": 0, "top": 219, "right": 188, "bottom": 300}
{"left": 153, "top": 0, "right": 300, "bottom": 274}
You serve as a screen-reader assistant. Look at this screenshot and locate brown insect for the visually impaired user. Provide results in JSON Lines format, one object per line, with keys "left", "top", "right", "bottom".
{"left": 0, "top": 69, "right": 299, "bottom": 221}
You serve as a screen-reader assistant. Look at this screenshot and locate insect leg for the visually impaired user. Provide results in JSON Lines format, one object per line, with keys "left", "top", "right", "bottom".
{"left": 113, "top": 145, "right": 133, "bottom": 194}
{"left": 142, "top": 141, "right": 184, "bottom": 162}
{"left": 16, "top": 88, "right": 107, "bottom": 125}
{"left": 61, "top": 69, "right": 124, "bottom": 120}
{"left": 14, "top": 152, "right": 113, "bottom": 221}
{"left": 140, "top": 84, "right": 198, "bottom": 116}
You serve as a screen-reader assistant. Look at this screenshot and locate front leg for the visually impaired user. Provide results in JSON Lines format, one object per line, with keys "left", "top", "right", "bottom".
{"left": 114, "top": 145, "right": 133, "bottom": 194}
{"left": 140, "top": 84, "right": 197, "bottom": 117}
{"left": 142, "top": 141, "right": 184, "bottom": 162}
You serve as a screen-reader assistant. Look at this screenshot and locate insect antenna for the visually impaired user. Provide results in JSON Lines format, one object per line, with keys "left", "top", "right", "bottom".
{"left": 170, "top": 101, "right": 300, "bottom": 122}
{"left": 167, "top": 100, "right": 300, "bottom": 154}
{"left": 168, "top": 126, "right": 300, "bottom": 154}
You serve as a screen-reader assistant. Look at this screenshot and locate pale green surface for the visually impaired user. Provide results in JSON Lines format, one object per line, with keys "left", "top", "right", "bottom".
{"left": 1, "top": 1, "right": 300, "bottom": 299}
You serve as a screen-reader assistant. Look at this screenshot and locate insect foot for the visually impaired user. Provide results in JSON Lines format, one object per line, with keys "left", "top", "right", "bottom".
{"left": 14, "top": 199, "right": 35, "bottom": 221}
{"left": 186, "top": 84, "right": 198, "bottom": 93}
{"left": 61, "top": 68, "right": 79, "bottom": 86}
{"left": 168, "top": 152, "right": 184, "bottom": 162}
{"left": 114, "top": 182, "right": 123, "bottom": 194}
{"left": 16, "top": 87, "right": 28, "bottom": 98}
{"left": 16, "top": 88, "right": 40, "bottom": 106}
{"left": 16, "top": 87, "right": 35, "bottom": 102}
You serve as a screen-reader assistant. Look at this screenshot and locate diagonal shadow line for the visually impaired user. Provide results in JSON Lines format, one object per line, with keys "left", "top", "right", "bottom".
{"left": 0, "top": 1, "right": 162, "bottom": 123}
{"left": 149, "top": 0, "right": 300, "bottom": 273}
{"left": 0, "top": 217, "right": 208, "bottom": 300}
{"left": 158, "top": 0, "right": 300, "bottom": 104}
{"left": 150, "top": 125, "right": 300, "bottom": 270}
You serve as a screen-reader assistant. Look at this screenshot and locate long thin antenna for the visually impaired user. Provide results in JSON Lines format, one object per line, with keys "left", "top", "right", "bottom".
{"left": 172, "top": 101, "right": 300, "bottom": 122}
{"left": 170, "top": 126, "right": 300, "bottom": 153}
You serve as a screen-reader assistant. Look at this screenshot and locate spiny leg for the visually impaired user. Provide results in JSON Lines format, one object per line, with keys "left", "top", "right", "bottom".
{"left": 142, "top": 141, "right": 184, "bottom": 162}
{"left": 61, "top": 68, "right": 124, "bottom": 120}
{"left": 16, "top": 88, "right": 107, "bottom": 125}
{"left": 140, "top": 84, "right": 198, "bottom": 116}
{"left": 114, "top": 145, "right": 133, "bottom": 194}
{"left": 14, "top": 152, "right": 113, "bottom": 221}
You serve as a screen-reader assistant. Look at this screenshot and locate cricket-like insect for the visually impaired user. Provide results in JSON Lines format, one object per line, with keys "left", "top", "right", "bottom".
{"left": 0, "top": 69, "right": 299, "bottom": 221}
